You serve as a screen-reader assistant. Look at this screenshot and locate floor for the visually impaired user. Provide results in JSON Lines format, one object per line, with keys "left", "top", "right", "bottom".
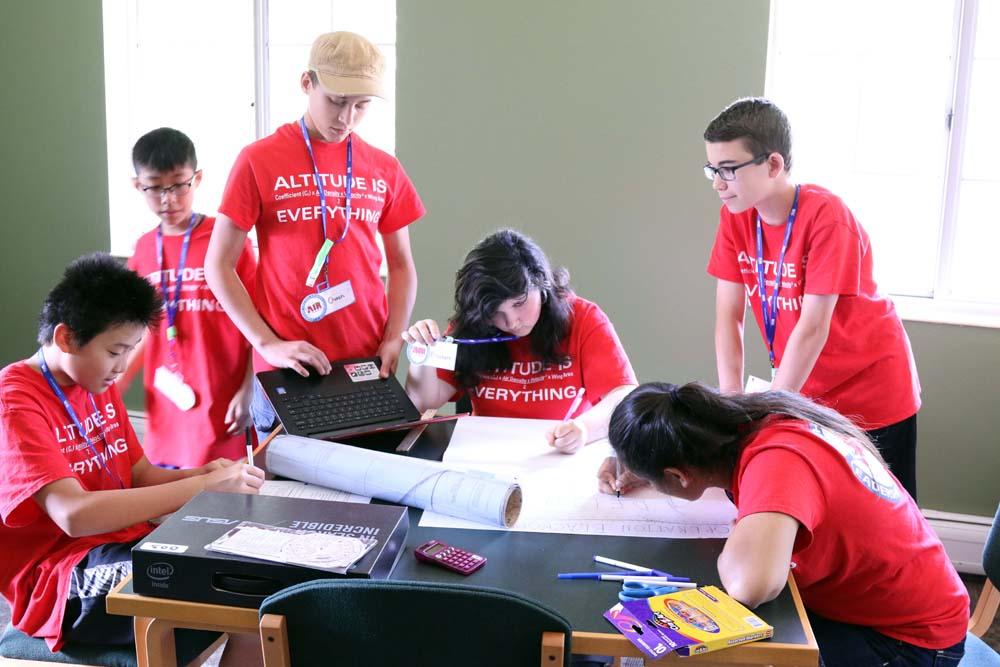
{"left": 0, "top": 576, "right": 996, "bottom": 663}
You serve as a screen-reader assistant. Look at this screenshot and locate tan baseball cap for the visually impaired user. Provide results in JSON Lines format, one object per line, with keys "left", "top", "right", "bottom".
{"left": 308, "top": 31, "right": 386, "bottom": 99}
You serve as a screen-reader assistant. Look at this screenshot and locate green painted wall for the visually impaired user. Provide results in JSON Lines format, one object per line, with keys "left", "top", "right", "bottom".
{"left": 0, "top": 0, "right": 147, "bottom": 408}
{"left": 0, "top": 0, "right": 110, "bottom": 360}
{"left": 395, "top": 0, "right": 1000, "bottom": 516}
{"left": 0, "top": 0, "right": 995, "bottom": 515}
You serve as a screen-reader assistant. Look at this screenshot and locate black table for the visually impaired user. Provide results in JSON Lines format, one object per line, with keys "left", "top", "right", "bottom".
{"left": 109, "top": 423, "right": 818, "bottom": 665}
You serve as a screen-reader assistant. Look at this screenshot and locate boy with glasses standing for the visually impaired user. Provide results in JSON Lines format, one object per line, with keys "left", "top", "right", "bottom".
{"left": 122, "top": 127, "right": 257, "bottom": 468}
{"left": 704, "top": 97, "right": 922, "bottom": 499}
{"left": 205, "top": 31, "right": 424, "bottom": 436}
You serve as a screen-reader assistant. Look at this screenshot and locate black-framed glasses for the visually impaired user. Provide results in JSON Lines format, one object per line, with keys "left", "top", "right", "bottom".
{"left": 140, "top": 172, "right": 199, "bottom": 199}
{"left": 703, "top": 154, "right": 768, "bottom": 182}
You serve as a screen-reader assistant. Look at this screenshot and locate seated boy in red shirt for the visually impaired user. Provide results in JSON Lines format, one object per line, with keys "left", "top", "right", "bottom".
{"left": 0, "top": 253, "right": 263, "bottom": 663}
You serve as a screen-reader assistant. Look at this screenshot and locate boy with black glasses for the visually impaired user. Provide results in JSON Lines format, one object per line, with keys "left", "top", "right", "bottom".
{"left": 704, "top": 97, "right": 921, "bottom": 499}
{"left": 122, "top": 127, "right": 257, "bottom": 468}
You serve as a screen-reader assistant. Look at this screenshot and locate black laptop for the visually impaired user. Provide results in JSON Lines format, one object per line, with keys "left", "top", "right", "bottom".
{"left": 257, "top": 356, "right": 450, "bottom": 441}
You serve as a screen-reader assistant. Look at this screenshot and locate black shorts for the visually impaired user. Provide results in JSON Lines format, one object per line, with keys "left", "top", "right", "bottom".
{"left": 62, "top": 539, "right": 141, "bottom": 645}
{"left": 61, "top": 539, "right": 223, "bottom": 658}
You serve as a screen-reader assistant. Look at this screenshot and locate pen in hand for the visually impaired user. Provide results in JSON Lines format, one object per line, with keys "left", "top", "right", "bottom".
{"left": 245, "top": 427, "right": 255, "bottom": 468}
{"left": 615, "top": 457, "right": 622, "bottom": 498}
{"left": 549, "top": 388, "right": 587, "bottom": 451}
{"left": 561, "top": 387, "right": 586, "bottom": 422}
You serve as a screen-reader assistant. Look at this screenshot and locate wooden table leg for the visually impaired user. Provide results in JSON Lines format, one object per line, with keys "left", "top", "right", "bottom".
{"left": 134, "top": 616, "right": 177, "bottom": 667}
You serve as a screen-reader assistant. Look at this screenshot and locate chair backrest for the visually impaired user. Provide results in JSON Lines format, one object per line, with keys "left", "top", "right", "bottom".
{"left": 969, "top": 503, "right": 1000, "bottom": 638}
{"left": 984, "top": 503, "right": 999, "bottom": 588}
{"left": 258, "top": 579, "right": 571, "bottom": 667}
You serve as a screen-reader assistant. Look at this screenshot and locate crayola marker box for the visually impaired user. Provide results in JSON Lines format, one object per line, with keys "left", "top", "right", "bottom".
{"left": 604, "top": 585, "right": 773, "bottom": 659}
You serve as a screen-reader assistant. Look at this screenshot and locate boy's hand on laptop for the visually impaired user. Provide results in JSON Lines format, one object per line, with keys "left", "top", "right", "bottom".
{"left": 202, "top": 459, "right": 265, "bottom": 495}
{"left": 258, "top": 339, "right": 331, "bottom": 377}
{"left": 377, "top": 336, "right": 404, "bottom": 378}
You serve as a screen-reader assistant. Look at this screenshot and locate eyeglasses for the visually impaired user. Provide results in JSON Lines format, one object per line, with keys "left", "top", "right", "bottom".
{"left": 703, "top": 154, "right": 768, "bottom": 182}
{"left": 140, "top": 172, "right": 199, "bottom": 199}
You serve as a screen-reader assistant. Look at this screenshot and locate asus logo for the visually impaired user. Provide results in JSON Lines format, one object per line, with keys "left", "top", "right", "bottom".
{"left": 181, "top": 515, "right": 240, "bottom": 525}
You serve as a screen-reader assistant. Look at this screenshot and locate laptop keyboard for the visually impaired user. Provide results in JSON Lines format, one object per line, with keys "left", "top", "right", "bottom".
{"left": 278, "top": 382, "right": 408, "bottom": 434}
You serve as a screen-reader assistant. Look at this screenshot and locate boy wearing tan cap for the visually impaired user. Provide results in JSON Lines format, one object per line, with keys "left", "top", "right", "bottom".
{"left": 206, "top": 31, "right": 424, "bottom": 433}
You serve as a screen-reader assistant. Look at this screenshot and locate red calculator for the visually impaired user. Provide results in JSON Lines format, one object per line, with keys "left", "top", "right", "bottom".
{"left": 413, "top": 539, "right": 486, "bottom": 575}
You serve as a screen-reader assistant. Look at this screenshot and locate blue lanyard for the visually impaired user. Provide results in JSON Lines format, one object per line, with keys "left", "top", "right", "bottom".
{"left": 755, "top": 184, "right": 800, "bottom": 369}
{"left": 443, "top": 334, "right": 520, "bottom": 345}
{"left": 35, "top": 350, "right": 125, "bottom": 489}
{"left": 299, "top": 116, "right": 352, "bottom": 290}
{"left": 155, "top": 212, "right": 197, "bottom": 353}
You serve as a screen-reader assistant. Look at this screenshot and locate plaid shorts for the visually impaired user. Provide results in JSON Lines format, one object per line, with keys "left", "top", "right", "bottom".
{"left": 61, "top": 539, "right": 141, "bottom": 645}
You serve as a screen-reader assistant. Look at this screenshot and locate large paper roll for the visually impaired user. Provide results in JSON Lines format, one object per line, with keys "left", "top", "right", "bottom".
{"left": 265, "top": 435, "right": 522, "bottom": 527}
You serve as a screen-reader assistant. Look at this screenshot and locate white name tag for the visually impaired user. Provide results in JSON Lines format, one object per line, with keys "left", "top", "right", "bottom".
{"left": 343, "top": 361, "right": 380, "bottom": 382}
{"left": 744, "top": 375, "right": 772, "bottom": 393}
{"left": 153, "top": 366, "right": 196, "bottom": 410}
{"left": 405, "top": 340, "right": 458, "bottom": 371}
{"left": 300, "top": 280, "right": 356, "bottom": 323}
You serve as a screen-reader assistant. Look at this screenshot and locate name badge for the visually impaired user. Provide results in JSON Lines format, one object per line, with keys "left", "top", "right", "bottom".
{"left": 744, "top": 375, "right": 772, "bottom": 393}
{"left": 153, "top": 366, "right": 197, "bottom": 410}
{"left": 300, "top": 280, "right": 356, "bottom": 323}
{"left": 406, "top": 340, "right": 458, "bottom": 371}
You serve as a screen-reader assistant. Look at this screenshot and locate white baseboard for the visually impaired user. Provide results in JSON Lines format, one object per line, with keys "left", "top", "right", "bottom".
{"left": 923, "top": 509, "right": 993, "bottom": 575}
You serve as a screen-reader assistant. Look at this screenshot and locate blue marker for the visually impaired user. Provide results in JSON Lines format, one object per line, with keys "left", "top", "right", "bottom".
{"left": 592, "top": 555, "right": 692, "bottom": 582}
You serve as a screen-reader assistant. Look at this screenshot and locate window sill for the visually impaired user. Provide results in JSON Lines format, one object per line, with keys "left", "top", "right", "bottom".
{"left": 893, "top": 295, "right": 1000, "bottom": 330}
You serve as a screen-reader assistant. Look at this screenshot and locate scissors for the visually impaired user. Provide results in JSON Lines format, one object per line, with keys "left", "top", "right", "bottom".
{"left": 618, "top": 580, "right": 678, "bottom": 603}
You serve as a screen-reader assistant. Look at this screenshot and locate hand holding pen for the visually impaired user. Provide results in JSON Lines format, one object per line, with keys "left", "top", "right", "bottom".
{"left": 597, "top": 456, "right": 644, "bottom": 496}
{"left": 245, "top": 427, "right": 259, "bottom": 470}
{"left": 546, "top": 388, "right": 587, "bottom": 454}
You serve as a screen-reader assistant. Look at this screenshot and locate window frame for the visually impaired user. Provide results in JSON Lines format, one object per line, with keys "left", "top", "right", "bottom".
{"left": 765, "top": 0, "right": 1000, "bottom": 329}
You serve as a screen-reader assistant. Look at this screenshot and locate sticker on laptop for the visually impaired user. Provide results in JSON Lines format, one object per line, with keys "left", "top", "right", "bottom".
{"left": 343, "top": 361, "right": 380, "bottom": 382}
{"left": 139, "top": 541, "right": 189, "bottom": 554}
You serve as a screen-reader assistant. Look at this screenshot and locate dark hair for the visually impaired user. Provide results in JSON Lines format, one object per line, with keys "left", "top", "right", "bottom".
{"left": 703, "top": 97, "right": 793, "bottom": 171}
{"left": 132, "top": 127, "right": 198, "bottom": 174}
{"left": 451, "top": 229, "right": 573, "bottom": 388}
{"left": 308, "top": 70, "right": 320, "bottom": 87}
{"left": 609, "top": 381, "right": 881, "bottom": 482}
{"left": 38, "top": 253, "right": 163, "bottom": 346}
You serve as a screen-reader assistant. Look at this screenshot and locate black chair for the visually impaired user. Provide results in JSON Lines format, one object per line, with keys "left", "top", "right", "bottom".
{"left": 257, "top": 579, "right": 571, "bottom": 667}
{"left": 960, "top": 503, "right": 1000, "bottom": 665}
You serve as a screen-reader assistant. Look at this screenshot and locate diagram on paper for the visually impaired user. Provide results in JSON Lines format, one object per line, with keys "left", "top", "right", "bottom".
{"left": 418, "top": 416, "right": 737, "bottom": 538}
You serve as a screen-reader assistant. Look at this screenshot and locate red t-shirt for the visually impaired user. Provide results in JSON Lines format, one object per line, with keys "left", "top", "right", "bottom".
{"left": 707, "top": 184, "right": 920, "bottom": 429}
{"left": 219, "top": 124, "right": 425, "bottom": 371}
{"left": 436, "top": 297, "right": 637, "bottom": 418}
{"left": 0, "top": 362, "right": 152, "bottom": 650}
{"left": 128, "top": 217, "right": 257, "bottom": 467}
{"left": 732, "top": 419, "right": 968, "bottom": 649}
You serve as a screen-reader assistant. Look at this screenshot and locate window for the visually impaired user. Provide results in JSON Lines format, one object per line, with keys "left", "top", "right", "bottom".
{"left": 766, "top": 0, "right": 1000, "bottom": 327}
{"left": 103, "top": 0, "right": 396, "bottom": 257}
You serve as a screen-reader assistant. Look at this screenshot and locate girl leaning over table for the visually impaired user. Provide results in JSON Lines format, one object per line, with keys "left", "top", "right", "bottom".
{"left": 402, "top": 229, "right": 637, "bottom": 454}
{"left": 599, "top": 381, "right": 968, "bottom": 667}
